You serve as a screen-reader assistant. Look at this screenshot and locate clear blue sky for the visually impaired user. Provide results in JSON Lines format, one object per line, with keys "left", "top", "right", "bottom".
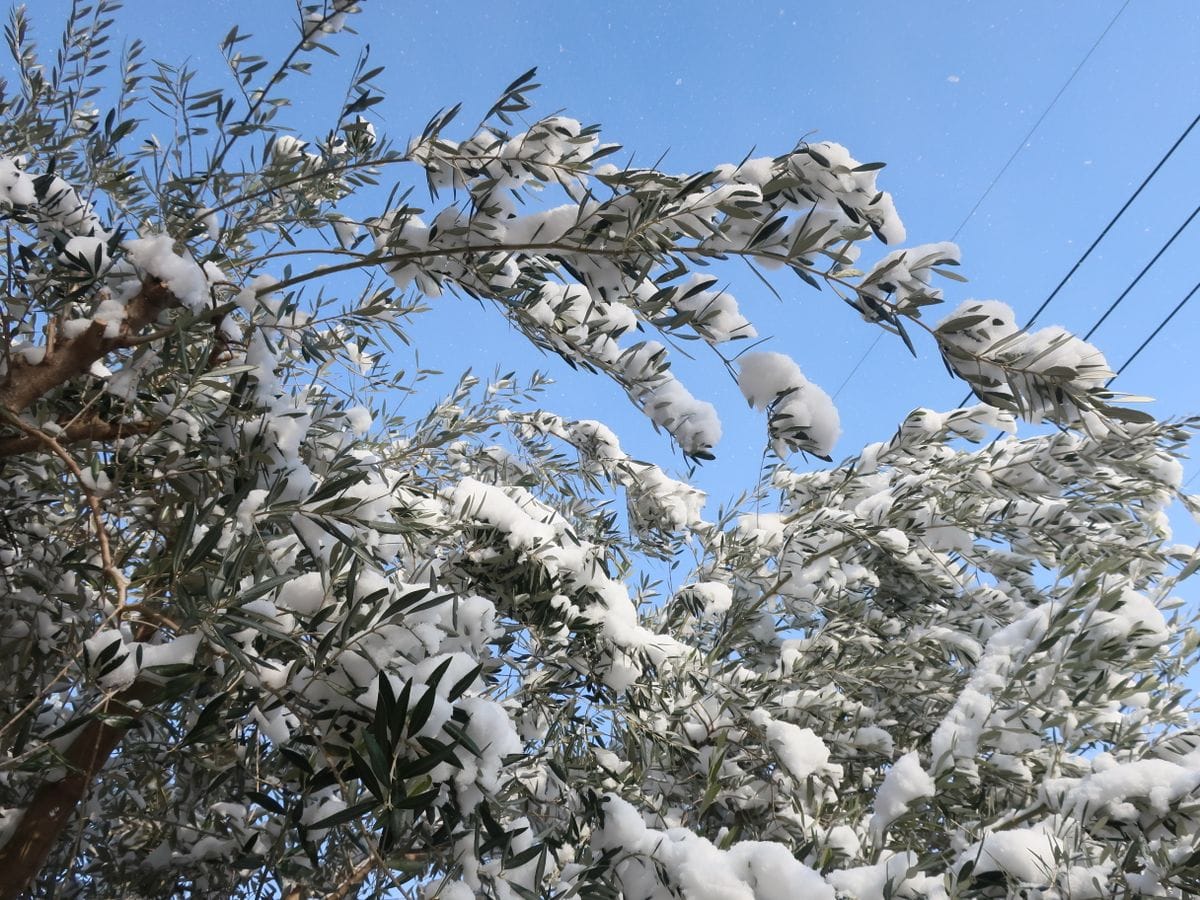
{"left": 17, "top": 0, "right": 1200, "bottom": 537}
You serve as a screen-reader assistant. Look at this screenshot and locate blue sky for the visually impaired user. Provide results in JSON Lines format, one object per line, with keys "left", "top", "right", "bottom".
{"left": 17, "top": 0, "right": 1200, "bottom": 529}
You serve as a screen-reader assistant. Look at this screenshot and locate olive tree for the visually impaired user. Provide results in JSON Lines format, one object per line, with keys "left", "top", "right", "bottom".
{"left": 0, "top": 2, "right": 1197, "bottom": 898}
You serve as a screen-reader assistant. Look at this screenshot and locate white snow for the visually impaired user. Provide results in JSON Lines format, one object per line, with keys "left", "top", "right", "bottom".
{"left": 332, "top": 215, "right": 361, "bottom": 249}
{"left": 936, "top": 299, "right": 1111, "bottom": 419}
{"left": 344, "top": 405, "right": 373, "bottom": 435}
{"left": 275, "top": 572, "right": 327, "bottom": 616}
{"left": 60, "top": 235, "right": 110, "bottom": 271}
{"left": 1059, "top": 862, "right": 1115, "bottom": 899}
{"left": 40, "top": 174, "right": 104, "bottom": 234}
{"left": 931, "top": 607, "right": 1049, "bottom": 774}
{"left": 673, "top": 275, "right": 756, "bottom": 344}
{"left": 123, "top": 234, "right": 210, "bottom": 312}
{"left": 750, "top": 710, "right": 840, "bottom": 783}
{"left": 956, "top": 827, "right": 1062, "bottom": 883}
{"left": 139, "top": 633, "right": 202, "bottom": 669}
{"left": 737, "top": 351, "right": 840, "bottom": 457}
{"left": 234, "top": 489, "right": 270, "bottom": 534}
{"left": 788, "top": 141, "right": 906, "bottom": 245}
{"left": 857, "top": 242, "right": 960, "bottom": 317}
{"left": 618, "top": 343, "right": 723, "bottom": 454}
{"left": 1086, "top": 588, "right": 1169, "bottom": 650}
{"left": 869, "top": 751, "right": 935, "bottom": 839}
{"left": 637, "top": 375, "right": 722, "bottom": 456}
{"left": 687, "top": 581, "right": 733, "bottom": 619}
{"left": 0, "top": 156, "right": 36, "bottom": 206}
{"left": 1044, "top": 749, "right": 1200, "bottom": 822}
{"left": 83, "top": 629, "right": 137, "bottom": 688}
{"left": 449, "top": 478, "right": 557, "bottom": 551}
{"left": 423, "top": 883, "right": 475, "bottom": 900}
{"left": 197, "top": 208, "right": 220, "bottom": 241}
{"left": 593, "top": 793, "right": 834, "bottom": 900}
{"left": 827, "top": 851, "right": 945, "bottom": 900}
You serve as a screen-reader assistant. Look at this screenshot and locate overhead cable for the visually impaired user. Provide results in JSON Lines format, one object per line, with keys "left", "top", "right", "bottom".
{"left": 1027, "top": 111, "right": 1200, "bottom": 329}
{"left": 1082, "top": 202, "right": 1200, "bottom": 340}
{"left": 834, "top": 2, "right": 1130, "bottom": 402}
{"left": 948, "top": 0, "right": 1133, "bottom": 242}
{"left": 1106, "top": 278, "right": 1200, "bottom": 385}
{"left": 956, "top": 193, "right": 1200, "bottom": 407}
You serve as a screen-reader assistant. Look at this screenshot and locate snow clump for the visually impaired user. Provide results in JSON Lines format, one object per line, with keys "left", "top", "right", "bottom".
{"left": 738, "top": 351, "right": 840, "bottom": 458}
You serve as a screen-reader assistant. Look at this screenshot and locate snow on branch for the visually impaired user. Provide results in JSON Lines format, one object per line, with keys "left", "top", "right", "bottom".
{"left": 0, "top": 5, "right": 1195, "bottom": 898}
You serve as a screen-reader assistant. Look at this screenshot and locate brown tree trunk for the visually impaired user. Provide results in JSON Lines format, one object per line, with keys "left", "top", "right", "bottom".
{"left": 281, "top": 854, "right": 377, "bottom": 900}
{"left": 0, "top": 279, "right": 174, "bottom": 415}
{"left": 0, "top": 279, "right": 181, "bottom": 896}
{"left": 0, "top": 682, "right": 155, "bottom": 898}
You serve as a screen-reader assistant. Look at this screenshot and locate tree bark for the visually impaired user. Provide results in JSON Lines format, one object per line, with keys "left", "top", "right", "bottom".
{"left": 281, "top": 854, "right": 377, "bottom": 900}
{"left": 0, "top": 279, "right": 181, "bottom": 895}
{"left": 0, "top": 279, "right": 174, "bottom": 414}
{"left": 0, "top": 681, "right": 156, "bottom": 899}
{"left": 0, "top": 416, "right": 157, "bottom": 456}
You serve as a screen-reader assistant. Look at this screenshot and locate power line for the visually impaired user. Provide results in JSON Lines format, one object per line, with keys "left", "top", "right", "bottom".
{"left": 1027, "top": 111, "right": 1200, "bottom": 329}
{"left": 953, "top": 132, "right": 1200, "bottom": 405}
{"left": 948, "top": 0, "right": 1131, "bottom": 241}
{"left": 831, "top": 332, "right": 883, "bottom": 399}
{"left": 952, "top": 198, "right": 1200, "bottom": 404}
{"left": 1106, "top": 278, "right": 1200, "bottom": 385}
{"left": 833, "top": 2, "right": 1129, "bottom": 402}
{"left": 1082, "top": 202, "right": 1200, "bottom": 340}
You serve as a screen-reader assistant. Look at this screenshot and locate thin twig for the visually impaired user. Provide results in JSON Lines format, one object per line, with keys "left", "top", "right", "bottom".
{"left": 0, "top": 409, "right": 127, "bottom": 609}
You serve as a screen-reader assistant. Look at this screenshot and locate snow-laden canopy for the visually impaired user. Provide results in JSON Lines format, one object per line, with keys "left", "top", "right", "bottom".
{"left": 0, "top": 3, "right": 1196, "bottom": 898}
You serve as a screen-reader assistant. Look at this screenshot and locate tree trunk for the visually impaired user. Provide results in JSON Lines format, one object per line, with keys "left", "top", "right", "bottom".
{"left": 0, "top": 682, "right": 155, "bottom": 898}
